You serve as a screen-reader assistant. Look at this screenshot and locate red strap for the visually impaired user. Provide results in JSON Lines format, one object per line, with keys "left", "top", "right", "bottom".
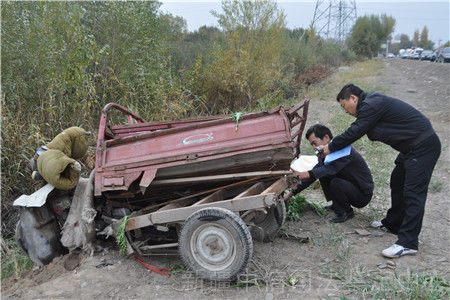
{"left": 135, "top": 255, "right": 172, "bottom": 278}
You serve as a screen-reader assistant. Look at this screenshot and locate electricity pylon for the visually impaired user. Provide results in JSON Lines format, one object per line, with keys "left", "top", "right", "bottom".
{"left": 312, "top": 0, "right": 357, "bottom": 45}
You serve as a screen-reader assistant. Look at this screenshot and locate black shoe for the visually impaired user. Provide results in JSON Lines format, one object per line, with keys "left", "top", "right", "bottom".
{"left": 330, "top": 209, "right": 354, "bottom": 223}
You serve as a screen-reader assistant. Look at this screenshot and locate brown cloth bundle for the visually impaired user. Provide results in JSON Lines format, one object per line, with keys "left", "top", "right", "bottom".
{"left": 36, "top": 127, "right": 89, "bottom": 190}
{"left": 46, "top": 126, "right": 89, "bottom": 159}
{"left": 37, "top": 149, "right": 80, "bottom": 190}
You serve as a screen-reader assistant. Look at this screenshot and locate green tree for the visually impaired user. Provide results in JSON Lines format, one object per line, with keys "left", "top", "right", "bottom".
{"left": 205, "top": 0, "right": 286, "bottom": 111}
{"left": 348, "top": 14, "right": 395, "bottom": 58}
{"left": 412, "top": 29, "right": 420, "bottom": 47}
{"left": 348, "top": 16, "right": 379, "bottom": 58}
{"left": 399, "top": 34, "right": 412, "bottom": 49}
{"left": 419, "top": 26, "right": 434, "bottom": 49}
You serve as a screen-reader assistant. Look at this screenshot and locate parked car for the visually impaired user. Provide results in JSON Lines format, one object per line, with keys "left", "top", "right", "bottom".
{"left": 387, "top": 53, "right": 396, "bottom": 58}
{"left": 436, "top": 47, "right": 450, "bottom": 63}
{"left": 419, "top": 50, "right": 434, "bottom": 61}
{"left": 430, "top": 50, "right": 440, "bottom": 62}
{"left": 401, "top": 49, "right": 413, "bottom": 59}
{"left": 410, "top": 48, "right": 423, "bottom": 60}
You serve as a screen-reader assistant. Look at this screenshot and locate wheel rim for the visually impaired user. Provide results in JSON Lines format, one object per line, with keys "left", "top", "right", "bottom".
{"left": 190, "top": 223, "right": 236, "bottom": 271}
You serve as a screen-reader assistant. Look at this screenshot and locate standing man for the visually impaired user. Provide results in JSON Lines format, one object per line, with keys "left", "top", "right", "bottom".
{"left": 286, "top": 124, "right": 374, "bottom": 223}
{"left": 319, "top": 84, "right": 441, "bottom": 258}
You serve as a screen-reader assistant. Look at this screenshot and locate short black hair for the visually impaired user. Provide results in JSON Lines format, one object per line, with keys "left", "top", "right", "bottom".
{"left": 336, "top": 83, "right": 364, "bottom": 102}
{"left": 305, "top": 124, "right": 333, "bottom": 140}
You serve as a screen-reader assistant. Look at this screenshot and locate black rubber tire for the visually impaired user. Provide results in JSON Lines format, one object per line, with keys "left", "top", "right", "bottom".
{"left": 15, "top": 205, "right": 67, "bottom": 266}
{"left": 178, "top": 207, "right": 253, "bottom": 282}
{"left": 15, "top": 221, "right": 28, "bottom": 255}
{"left": 250, "top": 198, "right": 286, "bottom": 242}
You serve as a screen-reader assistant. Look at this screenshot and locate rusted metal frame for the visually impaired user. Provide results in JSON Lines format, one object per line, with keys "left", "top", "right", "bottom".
{"left": 150, "top": 171, "right": 291, "bottom": 186}
{"left": 96, "top": 143, "right": 290, "bottom": 195}
{"left": 101, "top": 140, "right": 292, "bottom": 173}
{"left": 102, "top": 103, "right": 147, "bottom": 124}
{"left": 104, "top": 110, "right": 279, "bottom": 147}
{"left": 289, "top": 100, "right": 309, "bottom": 158}
{"left": 125, "top": 176, "right": 291, "bottom": 232}
{"left": 111, "top": 109, "right": 277, "bottom": 135}
{"left": 287, "top": 99, "right": 309, "bottom": 119}
{"left": 261, "top": 177, "right": 292, "bottom": 196}
{"left": 233, "top": 182, "right": 266, "bottom": 199}
{"left": 111, "top": 115, "right": 228, "bottom": 134}
{"left": 125, "top": 193, "right": 277, "bottom": 232}
{"left": 291, "top": 115, "right": 306, "bottom": 128}
{"left": 140, "top": 243, "right": 178, "bottom": 250}
{"left": 191, "top": 189, "right": 227, "bottom": 207}
{"left": 296, "top": 99, "right": 310, "bottom": 156}
{"left": 157, "top": 198, "right": 197, "bottom": 212}
{"left": 139, "top": 177, "right": 261, "bottom": 209}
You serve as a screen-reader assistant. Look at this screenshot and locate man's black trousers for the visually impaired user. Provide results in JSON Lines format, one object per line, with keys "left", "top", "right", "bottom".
{"left": 320, "top": 176, "right": 372, "bottom": 215}
{"left": 382, "top": 134, "right": 441, "bottom": 250}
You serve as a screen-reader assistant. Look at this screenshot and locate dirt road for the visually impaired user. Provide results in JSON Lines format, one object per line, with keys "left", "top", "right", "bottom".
{"left": 2, "top": 59, "right": 449, "bottom": 299}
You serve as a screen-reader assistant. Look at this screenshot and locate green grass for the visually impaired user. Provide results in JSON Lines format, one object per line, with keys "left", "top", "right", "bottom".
{"left": 286, "top": 194, "right": 327, "bottom": 221}
{"left": 320, "top": 268, "right": 449, "bottom": 299}
{"left": 373, "top": 273, "right": 450, "bottom": 299}
{"left": 429, "top": 179, "right": 444, "bottom": 193}
{"left": 116, "top": 216, "right": 129, "bottom": 255}
{"left": 1, "top": 239, "right": 34, "bottom": 281}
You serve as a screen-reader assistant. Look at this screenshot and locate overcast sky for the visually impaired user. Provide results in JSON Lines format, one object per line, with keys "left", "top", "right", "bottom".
{"left": 161, "top": 0, "right": 450, "bottom": 48}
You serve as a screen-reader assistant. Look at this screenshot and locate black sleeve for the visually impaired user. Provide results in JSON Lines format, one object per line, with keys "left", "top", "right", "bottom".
{"left": 292, "top": 155, "right": 351, "bottom": 194}
{"left": 292, "top": 164, "right": 319, "bottom": 194}
{"left": 329, "top": 102, "right": 381, "bottom": 152}
{"left": 310, "top": 154, "right": 352, "bottom": 179}
{"left": 293, "top": 176, "right": 316, "bottom": 194}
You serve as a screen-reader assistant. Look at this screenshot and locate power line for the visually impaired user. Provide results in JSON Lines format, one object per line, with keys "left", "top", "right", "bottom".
{"left": 312, "top": 0, "right": 357, "bottom": 45}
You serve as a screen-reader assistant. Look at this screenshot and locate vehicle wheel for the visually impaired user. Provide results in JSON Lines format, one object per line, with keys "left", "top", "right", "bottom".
{"left": 15, "top": 205, "right": 67, "bottom": 266}
{"left": 249, "top": 198, "right": 286, "bottom": 242}
{"left": 179, "top": 207, "right": 253, "bottom": 282}
{"left": 15, "top": 221, "right": 28, "bottom": 254}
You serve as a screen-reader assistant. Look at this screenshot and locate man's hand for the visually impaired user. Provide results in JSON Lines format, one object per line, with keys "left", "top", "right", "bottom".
{"left": 283, "top": 191, "right": 295, "bottom": 202}
{"left": 291, "top": 169, "right": 310, "bottom": 179}
{"left": 317, "top": 144, "right": 330, "bottom": 156}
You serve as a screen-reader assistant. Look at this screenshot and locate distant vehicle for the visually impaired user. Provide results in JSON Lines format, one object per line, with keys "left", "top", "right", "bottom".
{"left": 419, "top": 50, "right": 434, "bottom": 61}
{"left": 410, "top": 48, "right": 423, "bottom": 60}
{"left": 430, "top": 50, "right": 440, "bottom": 62}
{"left": 387, "top": 53, "right": 396, "bottom": 58}
{"left": 402, "top": 49, "right": 413, "bottom": 59}
{"left": 436, "top": 47, "right": 450, "bottom": 63}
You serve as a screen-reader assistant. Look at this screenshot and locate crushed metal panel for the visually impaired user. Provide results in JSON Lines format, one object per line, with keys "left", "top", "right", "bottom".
{"left": 13, "top": 183, "right": 55, "bottom": 208}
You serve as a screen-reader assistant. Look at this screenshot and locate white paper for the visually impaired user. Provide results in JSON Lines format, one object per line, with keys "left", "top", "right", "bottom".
{"left": 290, "top": 155, "right": 318, "bottom": 172}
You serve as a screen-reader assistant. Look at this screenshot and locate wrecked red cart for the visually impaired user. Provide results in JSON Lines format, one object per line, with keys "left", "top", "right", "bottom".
{"left": 15, "top": 100, "right": 309, "bottom": 282}
{"left": 94, "top": 100, "right": 309, "bottom": 281}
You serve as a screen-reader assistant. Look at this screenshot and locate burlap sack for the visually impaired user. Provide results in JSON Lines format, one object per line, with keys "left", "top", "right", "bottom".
{"left": 37, "top": 149, "right": 80, "bottom": 190}
{"left": 46, "top": 126, "right": 88, "bottom": 159}
{"left": 61, "top": 171, "right": 96, "bottom": 255}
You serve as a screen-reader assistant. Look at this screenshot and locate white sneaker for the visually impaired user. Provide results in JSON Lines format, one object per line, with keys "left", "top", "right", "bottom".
{"left": 371, "top": 220, "right": 385, "bottom": 229}
{"left": 382, "top": 244, "right": 418, "bottom": 258}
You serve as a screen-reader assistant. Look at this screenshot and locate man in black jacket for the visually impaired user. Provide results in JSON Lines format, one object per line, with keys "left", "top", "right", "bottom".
{"left": 287, "top": 124, "right": 374, "bottom": 223}
{"left": 319, "top": 84, "right": 441, "bottom": 258}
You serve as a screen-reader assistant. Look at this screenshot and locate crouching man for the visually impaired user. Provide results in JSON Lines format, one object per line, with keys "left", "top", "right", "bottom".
{"left": 285, "top": 124, "right": 374, "bottom": 223}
